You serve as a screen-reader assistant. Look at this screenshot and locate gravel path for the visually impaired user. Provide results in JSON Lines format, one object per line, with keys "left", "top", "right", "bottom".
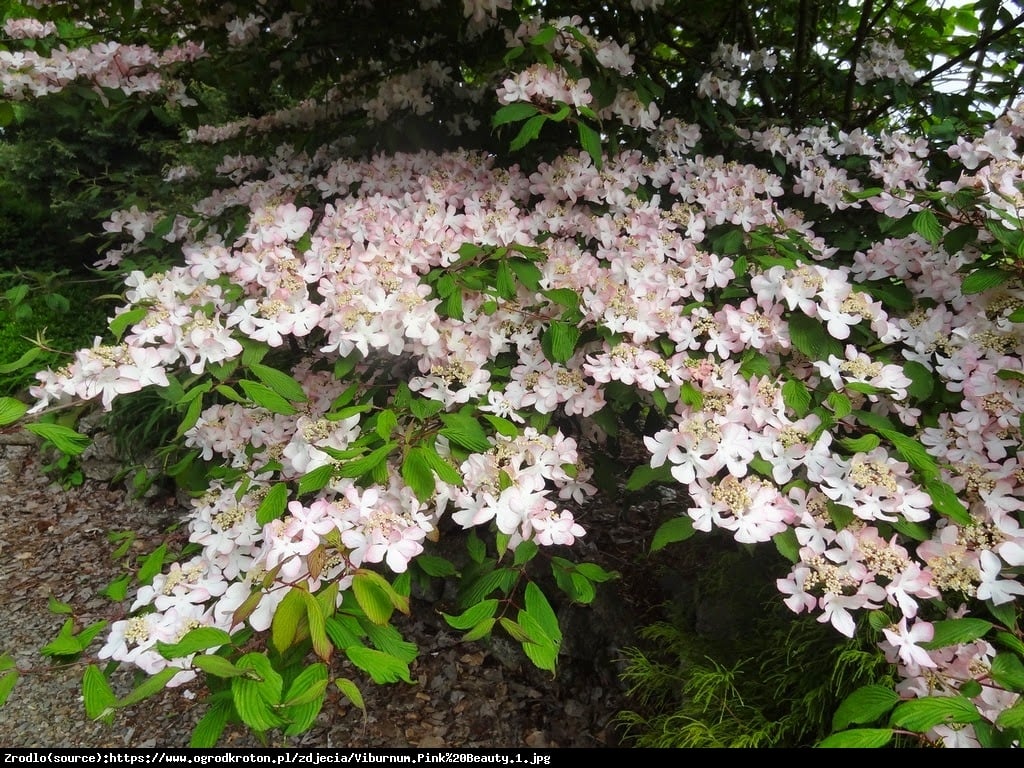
{"left": 0, "top": 442, "right": 642, "bottom": 748}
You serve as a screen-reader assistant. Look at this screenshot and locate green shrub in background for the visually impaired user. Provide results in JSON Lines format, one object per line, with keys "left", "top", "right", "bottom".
{"left": 0, "top": 270, "right": 112, "bottom": 396}
{"left": 617, "top": 544, "right": 897, "bottom": 748}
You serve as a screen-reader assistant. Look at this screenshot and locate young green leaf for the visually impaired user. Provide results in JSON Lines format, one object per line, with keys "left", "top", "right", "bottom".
{"left": 651, "top": 517, "right": 696, "bottom": 551}
{"left": 82, "top": 665, "right": 117, "bottom": 724}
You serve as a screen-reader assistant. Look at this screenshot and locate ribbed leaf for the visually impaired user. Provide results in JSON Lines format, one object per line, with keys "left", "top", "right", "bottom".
{"left": 118, "top": 667, "right": 180, "bottom": 708}
{"left": 351, "top": 573, "right": 394, "bottom": 625}
{"left": 238, "top": 379, "right": 297, "bottom": 415}
{"left": 189, "top": 699, "right": 231, "bottom": 747}
{"left": 439, "top": 413, "right": 490, "bottom": 452}
{"left": 921, "top": 618, "right": 992, "bottom": 650}
{"left": 0, "top": 670, "right": 18, "bottom": 709}
{"left": 442, "top": 599, "right": 499, "bottom": 630}
{"left": 256, "top": 482, "right": 289, "bottom": 525}
{"left": 832, "top": 685, "right": 900, "bottom": 730}
{"left": 232, "top": 653, "right": 285, "bottom": 732}
{"left": 248, "top": 363, "right": 307, "bottom": 403}
{"left": 191, "top": 654, "right": 247, "bottom": 678}
{"left": 271, "top": 588, "right": 307, "bottom": 654}
{"left": 24, "top": 422, "right": 90, "bottom": 456}
{"left": 651, "top": 517, "right": 696, "bottom": 551}
{"left": 990, "top": 652, "right": 1024, "bottom": 690}
{"left": 492, "top": 102, "right": 540, "bottom": 127}
{"left": 300, "top": 589, "right": 332, "bottom": 662}
{"left": 157, "top": 627, "right": 231, "bottom": 659}
{"left": 335, "top": 678, "right": 365, "bottom": 710}
{"left": 0, "top": 397, "right": 28, "bottom": 427}
{"left": 82, "top": 665, "right": 116, "bottom": 724}
{"left": 402, "top": 446, "right": 436, "bottom": 502}
{"left": 345, "top": 646, "right": 413, "bottom": 684}
{"left": 889, "top": 696, "right": 980, "bottom": 731}
{"left": 818, "top": 728, "right": 894, "bottom": 748}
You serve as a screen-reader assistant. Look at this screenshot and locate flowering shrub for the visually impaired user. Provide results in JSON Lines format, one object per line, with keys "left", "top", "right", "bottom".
{"left": 1, "top": 0, "right": 1024, "bottom": 748}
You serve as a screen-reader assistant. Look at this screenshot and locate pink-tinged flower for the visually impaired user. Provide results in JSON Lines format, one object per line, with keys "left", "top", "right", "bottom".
{"left": 882, "top": 618, "right": 937, "bottom": 674}
{"left": 976, "top": 550, "right": 1024, "bottom": 605}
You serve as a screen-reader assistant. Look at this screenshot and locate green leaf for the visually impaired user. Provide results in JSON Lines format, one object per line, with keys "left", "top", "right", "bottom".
{"left": 541, "top": 321, "right": 580, "bottom": 364}
{"left": 376, "top": 409, "right": 398, "bottom": 440}
{"left": 101, "top": 575, "right": 129, "bottom": 601}
{"left": 577, "top": 122, "right": 603, "bottom": 169}
{"left": 271, "top": 588, "right": 307, "bottom": 654}
{"left": 157, "top": 627, "right": 232, "bottom": 659}
{"left": 189, "top": 699, "right": 231, "bottom": 747}
{"left": 529, "top": 25, "right": 558, "bottom": 45}
{"left": 336, "top": 677, "right": 365, "bottom": 710}
{"left": 493, "top": 102, "right": 540, "bottom": 127}
{"left": 523, "top": 583, "right": 561, "bottom": 644}
{"left": 508, "top": 258, "right": 542, "bottom": 292}
{"left": 827, "top": 391, "right": 852, "bottom": 419}
{"left": 459, "top": 567, "right": 516, "bottom": 606}
{"left": 40, "top": 619, "right": 84, "bottom": 657}
{"left": 137, "top": 543, "right": 168, "bottom": 586}
{"left": 109, "top": 307, "right": 147, "bottom": 340}
{"left": 996, "top": 631, "right": 1024, "bottom": 655}
{"left": 838, "top": 433, "right": 881, "bottom": 453}
{"left": 817, "top": 729, "right": 894, "bottom": 748}
{"left": 788, "top": 313, "right": 843, "bottom": 359}
{"left": 439, "top": 413, "right": 490, "bottom": 452}
{"left": 175, "top": 396, "right": 203, "bottom": 439}
{"left": 324, "top": 615, "right": 363, "bottom": 650}
{"left": 443, "top": 600, "right": 499, "bottom": 631}
{"left": 903, "top": 361, "right": 935, "bottom": 400}
{"left": 248, "top": 363, "right": 307, "bottom": 403}
{"left": 889, "top": 696, "right": 980, "bottom": 731}
{"left": 238, "top": 380, "right": 297, "bottom": 415}
{"left": 401, "top": 447, "right": 436, "bottom": 502}
{"left": 232, "top": 654, "right": 285, "bottom": 732}
{"left": 961, "top": 267, "right": 1009, "bottom": 295}
{"left": 625, "top": 462, "right": 674, "bottom": 491}
{"left": 336, "top": 441, "right": 397, "bottom": 479}
{"left": 575, "top": 563, "right": 617, "bottom": 583}
{"left": 509, "top": 114, "right": 547, "bottom": 151}
{"left": 996, "top": 700, "right": 1024, "bottom": 729}
{"left": 351, "top": 573, "right": 394, "bottom": 625}
{"left": 361, "top": 622, "right": 417, "bottom": 663}
{"left": 0, "top": 347, "right": 42, "bottom": 375}
{"left": 463, "top": 618, "right": 496, "bottom": 642}
{"left": 345, "top": 646, "right": 413, "bottom": 684}
{"left": 24, "top": 422, "right": 90, "bottom": 456}
{"left": 191, "top": 655, "right": 247, "bottom": 678}
{"left": 990, "top": 653, "right": 1024, "bottom": 691}
{"left": 255, "top": 482, "right": 289, "bottom": 525}
{"left": 466, "top": 532, "right": 486, "bottom": 564}
{"left": 651, "top": 517, "right": 696, "bottom": 551}
{"left": 300, "top": 589, "right": 332, "bottom": 662}
{"left": 513, "top": 540, "right": 539, "bottom": 566}
{"left": 782, "top": 379, "right": 812, "bottom": 417}
{"left": 924, "top": 479, "right": 971, "bottom": 525}
{"left": 298, "top": 464, "right": 334, "bottom": 495}
{"left": 832, "top": 685, "right": 900, "bottom": 730}
{"left": 517, "top": 611, "right": 559, "bottom": 673}
{"left": 921, "top": 618, "right": 993, "bottom": 650}
{"left": 282, "top": 662, "right": 329, "bottom": 709}
{"left": 421, "top": 444, "right": 462, "bottom": 486}
{"left": 912, "top": 209, "right": 943, "bottom": 245}
{"left": 0, "top": 670, "right": 19, "bottom": 708}
{"left": 416, "top": 554, "right": 457, "bottom": 577}
{"left": 47, "top": 595, "right": 73, "bottom": 615}
{"left": 117, "top": 667, "right": 180, "bottom": 708}
{"left": 773, "top": 528, "right": 801, "bottom": 563}
{"left": 82, "top": 666, "right": 116, "bottom": 724}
